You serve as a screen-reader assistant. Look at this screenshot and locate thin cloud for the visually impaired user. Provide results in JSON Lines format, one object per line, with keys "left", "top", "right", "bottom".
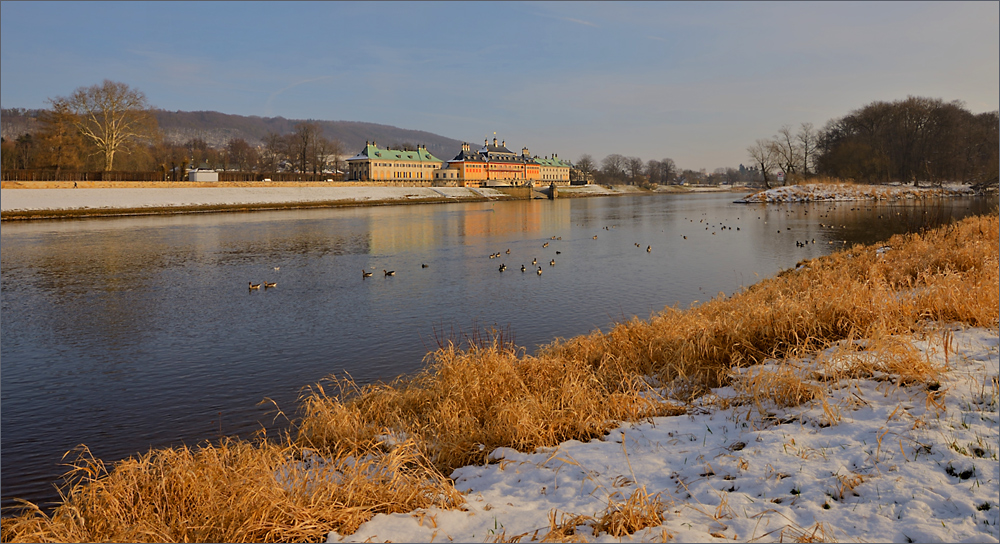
{"left": 564, "top": 17, "right": 597, "bottom": 28}
{"left": 264, "top": 76, "right": 334, "bottom": 116}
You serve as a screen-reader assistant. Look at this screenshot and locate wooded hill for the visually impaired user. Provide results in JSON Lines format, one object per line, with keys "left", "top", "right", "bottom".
{"left": 1, "top": 108, "right": 464, "bottom": 160}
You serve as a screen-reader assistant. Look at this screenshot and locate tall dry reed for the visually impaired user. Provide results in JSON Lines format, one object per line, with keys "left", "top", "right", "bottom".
{"left": 4, "top": 213, "right": 996, "bottom": 543}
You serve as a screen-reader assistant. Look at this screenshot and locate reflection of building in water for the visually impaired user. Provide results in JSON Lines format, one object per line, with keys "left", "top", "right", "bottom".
{"left": 364, "top": 200, "right": 573, "bottom": 254}
{"left": 346, "top": 141, "right": 445, "bottom": 181}
{"left": 435, "top": 138, "right": 571, "bottom": 187}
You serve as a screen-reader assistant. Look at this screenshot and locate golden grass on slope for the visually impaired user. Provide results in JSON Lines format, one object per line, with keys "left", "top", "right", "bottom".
{"left": 1, "top": 438, "right": 459, "bottom": 543}
{"left": 3, "top": 213, "right": 996, "bottom": 543}
{"left": 297, "top": 338, "right": 688, "bottom": 473}
{"left": 540, "top": 214, "right": 997, "bottom": 395}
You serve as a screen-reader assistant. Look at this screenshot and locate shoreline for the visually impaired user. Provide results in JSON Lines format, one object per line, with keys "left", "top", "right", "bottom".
{"left": 0, "top": 183, "right": 724, "bottom": 221}
{"left": 2, "top": 214, "right": 997, "bottom": 542}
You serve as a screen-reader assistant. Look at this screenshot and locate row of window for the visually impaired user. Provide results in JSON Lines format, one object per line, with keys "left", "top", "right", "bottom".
{"left": 370, "top": 162, "right": 437, "bottom": 168}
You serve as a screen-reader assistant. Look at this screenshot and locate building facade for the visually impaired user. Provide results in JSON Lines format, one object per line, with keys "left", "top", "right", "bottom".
{"left": 435, "top": 138, "right": 570, "bottom": 186}
{"left": 346, "top": 141, "right": 444, "bottom": 181}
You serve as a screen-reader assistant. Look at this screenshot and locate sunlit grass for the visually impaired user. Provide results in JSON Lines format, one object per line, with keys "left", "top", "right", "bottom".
{"left": 3, "top": 213, "right": 996, "bottom": 543}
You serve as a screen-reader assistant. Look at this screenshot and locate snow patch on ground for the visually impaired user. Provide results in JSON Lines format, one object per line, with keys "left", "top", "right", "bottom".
{"left": 330, "top": 326, "right": 999, "bottom": 543}
{"left": 737, "top": 183, "right": 974, "bottom": 204}
{"left": 0, "top": 187, "right": 495, "bottom": 213}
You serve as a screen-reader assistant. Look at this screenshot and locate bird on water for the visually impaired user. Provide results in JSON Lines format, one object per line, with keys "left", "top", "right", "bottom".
{"left": 249, "top": 282, "right": 261, "bottom": 290}
{"left": 264, "top": 281, "right": 277, "bottom": 288}
{"left": 363, "top": 270, "right": 373, "bottom": 278}
{"left": 384, "top": 269, "right": 395, "bottom": 276}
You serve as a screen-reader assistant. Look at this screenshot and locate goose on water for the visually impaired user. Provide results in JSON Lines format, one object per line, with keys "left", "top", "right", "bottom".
{"left": 363, "top": 270, "right": 373, "bottom": 278}
{"left": 249, "top": 282, "right": 261, "bottom": 290}
{"left": 521, "top": 264, "right": 526, "bottom": 272}
{"left": 422, "top": 263, "right": 429, "bottom": 268}
{"left": 537, "top": 267, "right": 543, "bottom": 275}
{"left": 264, "top": 281, "right": 277, "bottom": 288}
{"left": 384, "top": 269, "right": 395, "bottom": 276}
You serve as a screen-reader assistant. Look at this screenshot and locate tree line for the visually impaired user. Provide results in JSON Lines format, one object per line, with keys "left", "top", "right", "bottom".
{"left": 1, "top": 80, "right": 348, "bottom": 178}
{"left": 748, "top": 96, "right": 998, "bottom": 188}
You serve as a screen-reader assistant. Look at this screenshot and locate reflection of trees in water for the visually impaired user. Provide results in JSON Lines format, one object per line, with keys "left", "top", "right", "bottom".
{"left": 215, "top": 233, "right": 373, "bottom": 265}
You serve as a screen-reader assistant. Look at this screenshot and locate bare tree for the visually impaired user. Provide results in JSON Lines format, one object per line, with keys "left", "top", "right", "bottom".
{"left": 226, "top": 138, "right": 254, "bottom": 172}
{"left": 625, "top": 156, "right": 645, "bottom": 183}
{"left": 601, "top": 153, "right": 627, "bottom": 183}
{"left": 660, "top": 158, "right": 677, "bottom": 184}
{"left": 772, "top": 124, "right": 800, "bottom": 179}
{"left": 261, "top": 132, "right": 284, "bottom": 173}
{"left": 645, "top": 159, "right": 662, "bottom": 185}
{"left": 574, "top": 153, "right": 595, "bottom": 184}
{"left": 49, "top": 80, "right": 158, "bottom": 171}
{"left": 797, "top": 122, "right": 817, "bottom": 176}
{"left": 291, "top": 122, "right": 321, "bottom": 173}
{"left": 747, "top": 139, "right": 777, "bottom": 187}
{"left": 35, "top": 102, "right": 85, "bottom": 172}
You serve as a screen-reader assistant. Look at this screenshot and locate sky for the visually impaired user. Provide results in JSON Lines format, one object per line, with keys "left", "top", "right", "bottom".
{"left": 1, "top": 1, "right": 997, "bottom": 171}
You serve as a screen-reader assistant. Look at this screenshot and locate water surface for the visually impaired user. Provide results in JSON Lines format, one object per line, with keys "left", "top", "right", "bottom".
{"left": 2, "top": 192, "right": 995, "bottom": 508}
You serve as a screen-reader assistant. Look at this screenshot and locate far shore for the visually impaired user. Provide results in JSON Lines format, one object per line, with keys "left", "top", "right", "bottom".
{"left": 0, "top": 182, "right": 741, "bottom": 221}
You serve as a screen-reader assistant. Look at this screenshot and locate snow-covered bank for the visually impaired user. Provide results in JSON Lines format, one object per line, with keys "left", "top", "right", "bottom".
{"left": 737, "top": 183, "right": 975, "bottom": 203}
{"left": 334, "top": 326, "right": 999, "bottom": 543}
{"left": 0, "top": 186, "right": 513, "bottom": 218}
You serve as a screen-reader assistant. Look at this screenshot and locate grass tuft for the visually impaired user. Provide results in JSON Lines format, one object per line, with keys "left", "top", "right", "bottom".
{"left": 3, "top": 213, "right": 996, "bottom": 543}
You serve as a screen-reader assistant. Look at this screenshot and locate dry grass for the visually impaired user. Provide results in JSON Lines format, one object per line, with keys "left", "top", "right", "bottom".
{"left": 3, "top": 213, "right": 996, "bottom": 543}
{"left": 592, "top": 486, "right": 666, "bottom": 537}
{"left": 542, "top": 214, "right": 997, "bottom": 393}
{"left": 1, "top": 438, "right": 459, "bottom": 543}
{"left": 297, "top": 338, "right": 687, "bottom": 473}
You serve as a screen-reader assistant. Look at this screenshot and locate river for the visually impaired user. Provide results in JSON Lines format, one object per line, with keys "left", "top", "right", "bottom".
{"left": 1, "top": 192, "right": 995, "bottom": 509}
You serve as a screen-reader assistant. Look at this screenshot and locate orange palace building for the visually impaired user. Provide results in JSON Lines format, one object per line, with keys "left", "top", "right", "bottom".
{"left": 346, "top": 137, "right": 570, "bottom": 186}
{"left": 436, "top": 138, "right": 570, "bottom": 186}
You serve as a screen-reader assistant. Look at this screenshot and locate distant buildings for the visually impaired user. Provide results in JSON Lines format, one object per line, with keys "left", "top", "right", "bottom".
{"left": 346, "top": 141, "right": 444, "bottom": 182}
{"left": 346, "top": 137, "right": 570, "bottom": 186}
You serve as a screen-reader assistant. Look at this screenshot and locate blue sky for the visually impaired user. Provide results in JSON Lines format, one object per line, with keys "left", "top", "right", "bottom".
{"left": 2, "top": 1, "right": 997, "bottom": 170}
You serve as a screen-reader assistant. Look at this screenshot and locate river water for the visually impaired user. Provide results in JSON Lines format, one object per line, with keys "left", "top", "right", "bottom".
{"left": 1, "top": 192, "right": 995, "bottom": 509}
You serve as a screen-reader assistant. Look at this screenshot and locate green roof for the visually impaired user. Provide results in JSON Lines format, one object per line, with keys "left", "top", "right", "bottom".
{"left": 348, "top": 142, "right": 443, "bottom": 163}
{"left": 533, "top": 156, "right": 571, "bottom": 168}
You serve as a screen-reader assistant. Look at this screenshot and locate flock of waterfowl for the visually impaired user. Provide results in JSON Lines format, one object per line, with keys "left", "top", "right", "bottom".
{"left": 249, "top": 205, "right": 873, "bottom": 291}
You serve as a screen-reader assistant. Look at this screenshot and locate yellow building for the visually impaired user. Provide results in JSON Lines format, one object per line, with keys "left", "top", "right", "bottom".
{"left": 435, "top": 138, "right": 569, "bottom": 186}
{"left": 534, "top": 154, "right": 571, "bottom": 184}
{"left": 346, "top": 141, "right": 444, "bottom": 181}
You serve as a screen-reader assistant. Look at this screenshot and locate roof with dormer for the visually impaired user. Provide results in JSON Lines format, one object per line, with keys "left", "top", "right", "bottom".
{"left": 534, "top": 155, "right": 571, "bottom": 168}
{"left": 347, "top": 142, "right": 443, "bottom": 163}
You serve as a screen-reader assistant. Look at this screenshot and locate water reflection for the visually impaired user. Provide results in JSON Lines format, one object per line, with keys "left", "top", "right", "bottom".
{"left": 2, "top": 193, "right": 995, "bottom": 509}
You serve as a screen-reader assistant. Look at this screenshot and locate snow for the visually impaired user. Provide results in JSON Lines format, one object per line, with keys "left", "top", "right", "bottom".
{"left": 0, "top": 186, "right": 504, "bottom": 213}
{"left": 737, "top": 183, "right": 974, "bottom": 204}
{"left": 330, "top": 326, "right": 999, "bottom": 543}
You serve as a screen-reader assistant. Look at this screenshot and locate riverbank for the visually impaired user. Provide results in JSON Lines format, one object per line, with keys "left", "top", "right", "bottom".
{"left": 0, "top": 182, "right": 739, "bottom": 221}
{"left": 0, "top": 186, "right": 520, "bottom": 221}
{"left": 3, "top": 213, "right": 996, "bottom": 543}
{"left": 736, "top": 182, "right": 975, "bottom": 203}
